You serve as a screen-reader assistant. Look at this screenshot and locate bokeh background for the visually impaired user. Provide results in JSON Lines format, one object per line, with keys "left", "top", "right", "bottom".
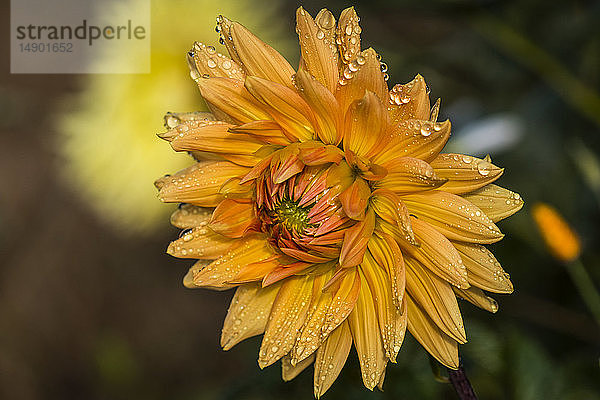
{"left": 1, "top": 0, "right": 599, "bottom": 399}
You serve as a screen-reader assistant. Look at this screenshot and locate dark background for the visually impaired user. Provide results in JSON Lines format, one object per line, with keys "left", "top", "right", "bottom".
{"left": 1, "top": 0, "right": 599, "bottom": 399}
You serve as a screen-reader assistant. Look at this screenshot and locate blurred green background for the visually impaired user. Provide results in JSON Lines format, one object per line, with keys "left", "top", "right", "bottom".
{"left": 1, "top": 0, "right": 599, "bottom": 399}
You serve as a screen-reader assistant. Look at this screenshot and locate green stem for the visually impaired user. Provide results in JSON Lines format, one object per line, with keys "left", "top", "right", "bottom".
{"left": 566, "top": 259, "right": 600, "bottom": 326}
{"left": 470, "top": 15, "right": 600, "bottom": 129}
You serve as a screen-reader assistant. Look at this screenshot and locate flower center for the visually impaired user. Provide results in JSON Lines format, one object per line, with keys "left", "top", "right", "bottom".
{"left": 272, "top": 197, "right": 313, "bottom": 234}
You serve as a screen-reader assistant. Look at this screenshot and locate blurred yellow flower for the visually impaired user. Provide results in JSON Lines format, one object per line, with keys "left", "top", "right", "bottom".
{"left": 57, "top": 0, "right": 292, "bottom": 234}
{"left": 532, "top": 202, "right": 581, "bottom": 262}
{"left": 156, "top": 6, "right": 523, "bottom": 397}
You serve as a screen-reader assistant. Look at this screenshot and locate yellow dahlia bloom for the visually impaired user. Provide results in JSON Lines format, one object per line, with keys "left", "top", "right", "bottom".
{"left": 156, "top": 6, "right": 523, "bottom": 396}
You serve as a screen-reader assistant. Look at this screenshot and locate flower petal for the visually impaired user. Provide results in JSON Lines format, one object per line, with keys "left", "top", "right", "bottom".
{"left": 156, "top": 161, "right": 249, "bottom": 207}
{"left": 405, "top": 258, "right": 467, "bottom": 343}
{"left": 367, "top": 233, "right": 406, "bottom": 310}
{"left": 406, "top": 293, "right": 459, "bottom": 369}
{"left": 388, "top": 74, "right": 431, "bottom": 122}
{"left": 462, "top": 184, "right": 524, "bottom": 222}
{"left": 361, "top": 252, "right": 407, "bottom": 361}
{"left": 452, "top": 242, "right": 513, "bottom": 293}
{"left": 170, "top": 204, "right": 211, "bottom": 229}
{"left": 320, "top": 267, "right": 361, "bottom": 339}
{"left": 396, "top": 218, "right": 470, "bottom": 289}
{"left": 348, "top": 275, "right": 387, "bottom": 390}
{"left": 430, "top": 153, "right": 504, "bottom": 194}
{"left": 337, "top": 48, "right": 388, "bottom": 116}
{"left": 221, "top": 282, "right": 280, "bottom": 350}
{"left": 343, "top": 91, "right": 387, "bottom": 157}
{"left": 167, "top": 225, "right": 236, "bottom": 259}
{"left": 259, "top": 275, "right": 313, "bottom": 368}
{"left": 298, "top": 141, "right": 344, "bottom": 166}
{"left": 229, "top": 120, "right": 291, "bottom": 145}
{"left": 339, "top": 209, "right": 376, "bottom": 267}
{"left": 196, "top": 77, "right": 271, "bottom": 124}
{"left": 270, "top": 145, "right": 304, "bottom": 184}
{"left": 187, "top": 41, "right": 245, "bottom": 80}
{"left": 402, "top": 191, "right": 504, "bottom": 244}
{"left": 245, "top": 76, "right": 315, "bottom": 142}
{"left": 371, "top": 119, "right": 451, "bottom": 165}
{"left": 313, "top": 321, "right": 352, "bottom": 398}
{"left": 339, "top": 177, "right": 371, "bottom": 220}
{"left": 296, "top": 7, "right": 339, "bottom": 92}
{"left": 209, "top": 199, "right": 258, "bottom": 238}
{"left": 371, "top": 189, "right": 416, "bottom": 245}
{"left": 282, "top": 353, "right": 315, "bottom": 382}
{"left": 183, "top": 235, "right": 273, "bottom": 289}
{"left": 295, "top": 66, "right": 342, "bottom": 144}
{"left": 168, "top": 120, "right": 262, "bottom": 164}
{"left": 337, "top": 7, "right": 362, "bottom": 65}
{"left": 377, "top": 157, "right": 447, "bottom": 194}
{"left": 219, "top": 18, "right": 296, "bottom": 87}
{"left": 453, "top": 286, "right": 499, "bottom": 313}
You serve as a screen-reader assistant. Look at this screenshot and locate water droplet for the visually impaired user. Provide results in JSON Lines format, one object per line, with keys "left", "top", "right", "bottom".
{"left": 477, "top": 162, "right": 491, "bottom": 176}
{"left": 206, "top": 46, "right": 216, "bottom": 54}
{"left": 316, "top": 30, "right": 325, "bottom": 40}
{"left": 207, "top": 59, "right": 217, "bottom": 68}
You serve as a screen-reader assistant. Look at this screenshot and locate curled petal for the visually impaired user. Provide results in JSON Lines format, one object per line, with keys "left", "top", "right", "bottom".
{"left": 453, "top": 286, "right": 499, "bottom": 313}
{"left": 406, "top": 293, "right": 459, "bottom": 370}
{"left": 295, "top": 66, "right": 342, "bottom": 144}
{"left": 388, "top": 74, "right": 431, "bottom": 122}
{"left": 430, "top": 153, "right": 504, "bottom": 194}
{"left": 156, "top": 161, "right": 249, "bottom": 207}
{"left": 167, "top": 225, "right": 236, "bottom": 259}
{"left": 402, "top": 191, "right": 504, "bottom": 244}
{"left": 462, "top": 184, "right": 524, "bottom": 222}
{"left": 187, "top": 41, "right": 245, "bottom": 80}
{"left": 371, "top": 189, "right": 415, "bottom": 244}
{"left": 339, "top": 209, "right": 375, "bottom": 267}
{"left": 371, "top": 119, "right": 451, "bottom": 165}
{"left": 377, "top": 157, "right": 447, "bottom": 194}
{"left": 245, "top": 76, "right": 315, "bottom": 142}
{"left": 282, "top": 353, "right": 314, "bottom": 382}
{"left": 259, "top": 275, "right": 313, "bottom": 368}
{"left": 452, "top": 242, "right": 513, "bottom": 293}
{"left": 339, "top": 177, "right": 371, "bottom": 220}
{"left": 270, "top": 145, "right": 304, "bottom": 184}
{"left": 296, "top": 7, "right": 339, "bottom": 92}
{"left": 313, "top": 321, "right": 352, "bottom": 398}
{"left": 343, "top": 91, "right": 387, "bottom": 157}
{"left": 209, "top": 199, "right": 258, "bottom": 238}
{"left": 405, "top": 258, "right": 467, "bottom": 343}
{"left": 221, "top": 283, "right": 280, "bottom": 350}
{"left": 196, "top": 77, "right": 271, "bottom": 124}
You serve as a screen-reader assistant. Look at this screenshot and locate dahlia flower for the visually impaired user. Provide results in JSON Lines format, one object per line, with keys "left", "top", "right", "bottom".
{"left": 156, "top": 6, "right": 523, "bottom": 396}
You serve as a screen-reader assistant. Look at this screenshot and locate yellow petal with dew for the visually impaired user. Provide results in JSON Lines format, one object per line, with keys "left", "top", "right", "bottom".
{"left": 209, "top": 199, "right": 257, "bottom": 238}
{"left": 258, "top": 275, "right": 313, "bottom": 368}
{"left": 402, "top": 191, "right": 504, "bottom": 244}
{"left": 406, "top": 293, "right": 459, "bottom": 369}
{"left": 167, "top": 225, "right": 236, "bottom": 260}
{"left": 343, "top": 91, "right": 387, "bottom": 157}
{"left": 430, "top": 153, "right": 504, "bottom": 194}
{"left": 463, "top": 184, "right": 524, "bottom": 222}
{"left": 336, "top": 7, "right": 362, "bottom": 66}
{"left": 377, "top": 157, "right": 447, "bottom": 194}
{"left": 187, "top": 41, "right": 245, "bottom": 80}
{"left": 221, "top": 282, "right": 280, "bottom": 350}
{"left": 170, "top": 204, "right": 211, "bottom": 229}
{"left": 388, "top": 74, "right": 431, "bottom": 122}
{"left": 296, "top": 7, "right": 339, "bottom": 92}
{"left": 156, "top": 161, "right": 249, "bottom": 207}
{"left": 405, "top": 257, "right": 467, "bottom": 343}
{"left": 453, "top": 286, "right": 499, "bottom": 313}
{"left": 282, "top": 353, "right": 315, "bottom": 381}
{"left": 452, "top": 241, "right": 513, "bottom": 293}
{"left": 313, "top": 321, "right": 352, "bottom": 399}
{"left": 348, "top": 273, "right": 388, "bottom": 390}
